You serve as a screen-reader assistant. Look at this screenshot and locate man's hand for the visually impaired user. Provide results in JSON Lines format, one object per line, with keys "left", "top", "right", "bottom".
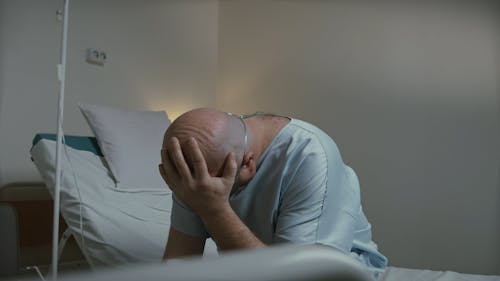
{"left": 159, "top": 136, "right": 265, "bottom": 251}
{"left": 159, "top": 136, "right": 237, "bottom": 219}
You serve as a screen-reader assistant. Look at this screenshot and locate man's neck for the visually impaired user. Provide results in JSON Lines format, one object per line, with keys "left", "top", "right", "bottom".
{"left": 244, "top": 115, "right": 290, "bottom": 163}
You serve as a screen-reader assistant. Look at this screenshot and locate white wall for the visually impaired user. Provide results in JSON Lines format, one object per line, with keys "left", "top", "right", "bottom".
{"left": 218, "top": 0, "right": 500, "bottom": 275}
{"left": 0, "top": 0, "right": 218, "bottom": 185}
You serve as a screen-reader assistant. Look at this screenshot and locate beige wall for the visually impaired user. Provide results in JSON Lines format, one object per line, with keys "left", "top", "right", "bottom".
{"left": 1, "top": 0, "right": 499, "bottom": 275}
{"left": 218, "top": 0, "right": 500, "bottom": 275}
{"left": 0, "top": 0, "right": 218, "bottom": 184}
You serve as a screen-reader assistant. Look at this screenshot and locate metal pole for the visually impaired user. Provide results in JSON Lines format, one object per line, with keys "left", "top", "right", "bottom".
{"left": 52, "top": 0, "right": 69, "bottom": 279}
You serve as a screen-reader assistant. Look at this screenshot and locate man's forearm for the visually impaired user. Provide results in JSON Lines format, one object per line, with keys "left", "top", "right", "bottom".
{"left": 200, "top": 206, "right": 266, "bottom": 251}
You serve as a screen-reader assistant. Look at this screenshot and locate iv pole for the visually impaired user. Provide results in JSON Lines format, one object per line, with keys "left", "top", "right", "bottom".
{"left": 52, "top": 0, "right": 69, "bottom": 280}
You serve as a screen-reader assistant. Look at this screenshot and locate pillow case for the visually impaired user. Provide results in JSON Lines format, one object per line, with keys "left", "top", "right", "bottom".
{"left": 78, "top": 103, "right": 170, "bottom": 190}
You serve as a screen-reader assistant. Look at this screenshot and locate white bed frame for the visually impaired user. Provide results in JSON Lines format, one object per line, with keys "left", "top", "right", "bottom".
{"left": 11, "top": 244, "right": 375, "bottom": 281}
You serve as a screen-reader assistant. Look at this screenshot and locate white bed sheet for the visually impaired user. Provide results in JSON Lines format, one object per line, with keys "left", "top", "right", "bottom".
{"left": 31, "top": 139, "right": 172, "bottom": 266}
{"left": 30, "top": 138, "right": 218, "bottom": 266}
{"left": 381, "top": 266, "right": 500, "bottom": 281}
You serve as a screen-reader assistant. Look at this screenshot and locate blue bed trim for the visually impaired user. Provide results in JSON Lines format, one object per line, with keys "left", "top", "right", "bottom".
{"left": 32, "top": 133, "right": 103, "bottom": 156}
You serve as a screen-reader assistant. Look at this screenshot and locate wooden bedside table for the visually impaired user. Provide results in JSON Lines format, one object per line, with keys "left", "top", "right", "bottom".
{"left": 0, "top": 182, "right": 88, "bottom": 275}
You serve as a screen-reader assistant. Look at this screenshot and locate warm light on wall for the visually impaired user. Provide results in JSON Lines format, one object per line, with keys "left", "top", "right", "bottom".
{"left": 144, "top": 95, "right": 199, "bottom": 121}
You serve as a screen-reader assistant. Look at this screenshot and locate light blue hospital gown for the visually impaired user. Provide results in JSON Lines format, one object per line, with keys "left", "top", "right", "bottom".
{"left": 171, "top": 118, "right": 388, "bottom": 275}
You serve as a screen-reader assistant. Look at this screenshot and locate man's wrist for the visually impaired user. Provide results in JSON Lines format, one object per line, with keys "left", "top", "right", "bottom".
{"left": 199, "top": 202, "right": 235, "bottom": 224}
{"left": 198, "top": 203, "right": 266, "bottom": 250}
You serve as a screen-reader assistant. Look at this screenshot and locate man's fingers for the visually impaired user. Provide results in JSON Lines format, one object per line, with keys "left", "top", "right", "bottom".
{"left": 168, "top": 137, "right": 193, "bottom": 182}
{"left": 159, "top": 151, "right": 181, "bottom": 192}
{"left": 187, "top": 137, "right": 209, "bottom": 179}
{"left": 158, "top": 164, "right": 174, "bottom": 189}
{"left": 161, "top": 147, "right": 169, "bottom": 168}
{"left": 222, "top": 152, "right": 238, "bottom": 181}
{"left": 160, "top": 148, "right": 175, "bottom": 177}
{"left": 158, "top": 163, "right": 166, "bottom": 180}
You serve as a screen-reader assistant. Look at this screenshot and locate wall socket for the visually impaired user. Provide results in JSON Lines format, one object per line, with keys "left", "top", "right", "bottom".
{"left": 86, "top": 48, "right": 107, "bottom": 66}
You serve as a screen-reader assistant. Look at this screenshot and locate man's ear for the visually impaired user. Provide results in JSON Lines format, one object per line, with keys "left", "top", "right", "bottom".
{"left": 238, "top": 152, "right": 256, "bottom": 184}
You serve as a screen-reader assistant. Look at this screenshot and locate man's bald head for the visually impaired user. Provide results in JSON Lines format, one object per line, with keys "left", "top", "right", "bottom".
{"left": 163, "top": 108, "right": 246, "bottom": 176}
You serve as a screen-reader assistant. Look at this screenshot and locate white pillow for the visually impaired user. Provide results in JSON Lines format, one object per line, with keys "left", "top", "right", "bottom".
{"left": 78, "top": 103, "right": 170, "bottom": 190}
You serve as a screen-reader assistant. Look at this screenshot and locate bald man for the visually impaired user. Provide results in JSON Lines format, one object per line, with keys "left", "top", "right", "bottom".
{"left": 159, "top": 108, "right": 387, "bottom": 276}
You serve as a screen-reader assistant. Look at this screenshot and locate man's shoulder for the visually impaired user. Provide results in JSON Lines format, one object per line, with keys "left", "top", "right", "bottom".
{"left": 262, "top": 119, "right": 337, "bottom": 179}
{"left": 284, "top": 119, "right": 339, "bottom": 156}
{"left": 287, "top": 119, "right": 334, "bottom": 142}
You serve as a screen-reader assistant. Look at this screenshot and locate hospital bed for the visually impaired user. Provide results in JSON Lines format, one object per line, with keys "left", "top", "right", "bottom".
{"left": 28, "top": 103, "right": 500, "bottom": 281}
